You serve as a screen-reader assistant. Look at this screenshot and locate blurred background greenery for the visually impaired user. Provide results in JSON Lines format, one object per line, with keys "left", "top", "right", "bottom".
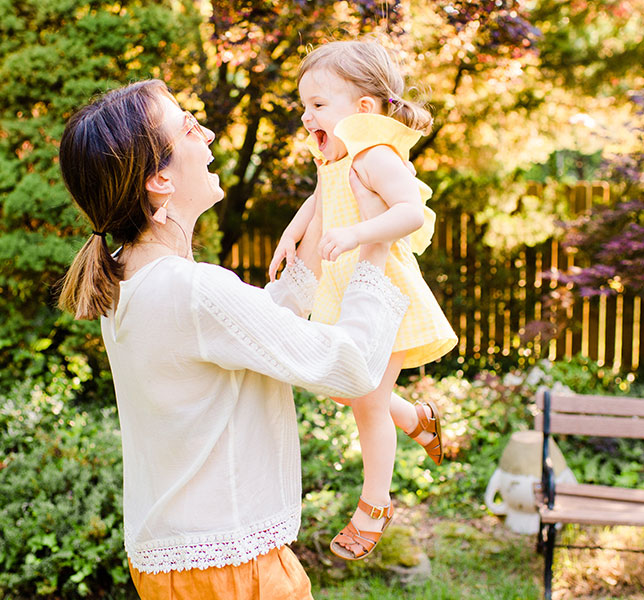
{"left": 0, "top": 1, "right": 643, "bottom": 598}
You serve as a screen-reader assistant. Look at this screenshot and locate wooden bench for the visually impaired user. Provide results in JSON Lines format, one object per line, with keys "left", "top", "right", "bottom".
{"left": 533, "top": 389, "right": 644, "bottom": 600}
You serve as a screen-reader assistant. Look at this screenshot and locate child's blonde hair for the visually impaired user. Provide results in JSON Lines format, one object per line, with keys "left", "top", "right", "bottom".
{"left": 298, "top": 39, "right": 432, "bottom": 134}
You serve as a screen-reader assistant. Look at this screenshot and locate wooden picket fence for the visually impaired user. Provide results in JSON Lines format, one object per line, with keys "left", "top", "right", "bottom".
{"left": 223, "top": 182, "right": 642, "bottom": 374}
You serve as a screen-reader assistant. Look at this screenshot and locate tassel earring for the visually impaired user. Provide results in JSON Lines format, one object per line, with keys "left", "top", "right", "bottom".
{"left": 152, "top": 198, "right": 170, "bottom": 224}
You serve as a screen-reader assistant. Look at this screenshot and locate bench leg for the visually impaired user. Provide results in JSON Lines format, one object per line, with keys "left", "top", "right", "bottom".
{"left": 536, "top": 520, "right": 544, "bottom": 554}
{"left": 543, "top": 523, "right": 556, "bottom": 600}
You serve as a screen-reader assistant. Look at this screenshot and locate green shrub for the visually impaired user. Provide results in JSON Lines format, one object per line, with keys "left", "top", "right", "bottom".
{"left": 0, "top": 370, "right": 132, "bottom": 599}
{"left": 2, "top": 355, "right": 640, "bottom": 596}
{"left": 0, "top": 0, "right": 202, "bottom": 394}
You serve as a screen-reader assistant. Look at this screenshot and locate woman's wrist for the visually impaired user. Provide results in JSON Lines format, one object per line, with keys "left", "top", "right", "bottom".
{"left": 296, "top": 217, "right": 323, "bottom": 279}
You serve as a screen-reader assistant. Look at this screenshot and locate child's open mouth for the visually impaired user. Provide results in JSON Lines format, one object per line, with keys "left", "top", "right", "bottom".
{"left": 313, "top": 129, "right": 328, "bottom": 151}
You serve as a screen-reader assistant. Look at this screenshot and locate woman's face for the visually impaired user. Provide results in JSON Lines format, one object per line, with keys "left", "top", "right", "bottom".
{"left": 157, "top": 94, "right": 224, "bottom": 217}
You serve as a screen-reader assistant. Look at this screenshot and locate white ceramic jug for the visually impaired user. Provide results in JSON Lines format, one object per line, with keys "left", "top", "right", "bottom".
{"left": 484, "top": 430, "right": 576, "bottom": 534}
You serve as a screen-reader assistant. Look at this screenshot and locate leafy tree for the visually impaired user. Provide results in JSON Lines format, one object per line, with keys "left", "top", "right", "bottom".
{"left": 555, "top": 200, "right": 644, "bottom": 296}
{"left": 191, "top": 0, "right": 405, "bottom": 259}
{"left": 0, "top": 0, "right": 202, "bottom": 388}
{"left": 2, "top": 0, "right": 642, "bottom": 385}
{"left": 408, "top": 0, "right": 643, "bottom": 213}
{"left": 542, "top": 91, "right": 644, "bottom": 298}
{"left": 199, "top": 0, "right": 643, "bottom": 262}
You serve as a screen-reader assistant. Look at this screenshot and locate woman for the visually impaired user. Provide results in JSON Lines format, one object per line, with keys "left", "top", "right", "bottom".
{"left": 57, "top": 79, "right": 409, "bottom": 599}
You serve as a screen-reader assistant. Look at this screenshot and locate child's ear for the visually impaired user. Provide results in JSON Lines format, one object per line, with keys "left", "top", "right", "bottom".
{"left": 357, "top": 96, "right": 378, "bottom": 114}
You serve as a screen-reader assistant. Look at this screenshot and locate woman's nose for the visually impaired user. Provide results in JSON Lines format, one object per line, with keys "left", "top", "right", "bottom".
{"left": 203, "top": 127, "right": 215, "bottom": 144}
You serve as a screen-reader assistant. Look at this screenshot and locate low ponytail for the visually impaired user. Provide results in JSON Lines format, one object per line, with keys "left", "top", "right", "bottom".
{"left": 58, "top": 234, "right": 124, "bottom": 320}
{"left": 57, "top": 79, "right": 173, "bottom": 320}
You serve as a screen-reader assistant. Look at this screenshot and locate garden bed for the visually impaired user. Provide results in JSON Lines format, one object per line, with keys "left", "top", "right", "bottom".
{"left": 1, "top": 356, "right": 642, "bottom": 598}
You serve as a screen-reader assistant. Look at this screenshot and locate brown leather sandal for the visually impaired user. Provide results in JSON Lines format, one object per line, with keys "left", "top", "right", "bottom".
{"left": 329, "top": 498, "right": 394, "bottom": 561}
{"left": 407, "top": 400, "right": 444, "bottom": 465}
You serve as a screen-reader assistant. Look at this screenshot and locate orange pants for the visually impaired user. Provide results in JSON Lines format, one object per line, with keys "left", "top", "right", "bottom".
{"left": 129, "top": 545, "right": 314, "bottom": 600}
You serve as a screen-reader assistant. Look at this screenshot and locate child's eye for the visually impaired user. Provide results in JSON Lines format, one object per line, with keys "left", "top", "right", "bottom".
{"left": 314, "top": 103, "right": 323, "bottom": 108}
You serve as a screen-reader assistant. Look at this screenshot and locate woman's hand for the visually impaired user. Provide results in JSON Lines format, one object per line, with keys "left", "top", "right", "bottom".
{"left": 293, "top": 178, "right": 323, "bottom": 278}
{"left": 269, "top": 235, "right": 297, "bottom": 282}
{"left": 349, "top": 167, "right": 388, "bottom": 221}
{"left": 349, "top": 168, "right": 392, "bottom": 268}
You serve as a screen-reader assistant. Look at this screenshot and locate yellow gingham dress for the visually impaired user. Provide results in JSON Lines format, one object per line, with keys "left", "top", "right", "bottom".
{"left": 309, "top": 113, "right": 457, "bottom": 369}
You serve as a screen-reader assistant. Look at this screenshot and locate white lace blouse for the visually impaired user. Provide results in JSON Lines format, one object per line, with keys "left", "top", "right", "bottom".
{"left": 101, "top": 256, "right": 408, "bottom": 574}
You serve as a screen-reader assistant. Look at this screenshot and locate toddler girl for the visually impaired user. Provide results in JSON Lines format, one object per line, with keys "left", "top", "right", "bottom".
{"left": 270, "top": 39, "right": 457, "bottom": 560}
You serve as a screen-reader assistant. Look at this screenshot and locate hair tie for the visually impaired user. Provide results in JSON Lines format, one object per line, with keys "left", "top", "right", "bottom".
{"left": 388, "top": 97, "right": 395, "bottom": 103}
{"left": 92, "top": 230, "right": 106, "bottom": 238}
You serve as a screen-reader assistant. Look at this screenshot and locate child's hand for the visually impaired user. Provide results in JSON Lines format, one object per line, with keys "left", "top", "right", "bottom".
{"left": 269, "top": 235, "right": 297, "bottom": 281}
{"left": 318, "top": 226, "right": 359, "bottom": 262}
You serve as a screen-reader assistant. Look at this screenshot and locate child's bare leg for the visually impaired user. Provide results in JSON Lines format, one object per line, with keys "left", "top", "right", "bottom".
{"left": 349, "top": 351, "right": 405, "bottom": 533}
{"left": 389, "top": 391, "right": 439, "bottom": 448}
{"left": 333, "top": 390, "right": 438, "bottom": 450}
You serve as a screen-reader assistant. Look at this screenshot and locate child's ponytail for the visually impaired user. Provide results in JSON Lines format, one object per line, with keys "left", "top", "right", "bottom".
{"left": 386, "top": 95, "right": 433, "bottom": 135}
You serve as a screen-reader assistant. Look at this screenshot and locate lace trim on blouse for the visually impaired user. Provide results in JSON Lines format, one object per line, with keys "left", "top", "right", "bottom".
{"left": 280, "top": 256, "right": 318, "bottom": 315}
{"left": 349, "top": 261, "right": 410, "bottom": 319}
{"left": 125, "top": 508, "right": 301, "bottom": 573}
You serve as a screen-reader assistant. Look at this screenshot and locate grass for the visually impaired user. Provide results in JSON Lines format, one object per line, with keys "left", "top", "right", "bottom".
{"left": 553, "top": 525, "right": 644, "bottom": 600}
{"left": 310, "top": 514, "right": 542, "bottom": 599}
{"left": 308, "top": 514, "right": 644, "bottom": 599}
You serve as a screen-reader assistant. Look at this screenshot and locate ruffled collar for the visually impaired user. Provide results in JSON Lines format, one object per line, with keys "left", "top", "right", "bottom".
{"left": 304, "top": 113, "right": 435, "bottom": 256}
{"left": 305, "top": 113, "right": 424, "bottom": 164}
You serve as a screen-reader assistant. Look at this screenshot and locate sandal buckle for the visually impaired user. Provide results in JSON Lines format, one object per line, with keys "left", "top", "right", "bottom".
{"left": 369, "top": 505, "right": 386, "bottom": 519}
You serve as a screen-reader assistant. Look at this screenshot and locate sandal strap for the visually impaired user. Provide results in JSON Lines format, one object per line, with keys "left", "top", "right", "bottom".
{"left": 407, "top": 401, "right": 444, "bottom": 466}
{"left": 408, "top": 402, "right": 437, "bottom": 438}
{"left": 334, "top": 521, "right": 379, "bottom": 557}
{"left": 331, "top": 500, "right": 395, "bottom": 559}
{"left": 357, "top": 497, "right": 394, "bottom": 520}
{"left": 423, "top": 437, "right": 442, "bottom": 456}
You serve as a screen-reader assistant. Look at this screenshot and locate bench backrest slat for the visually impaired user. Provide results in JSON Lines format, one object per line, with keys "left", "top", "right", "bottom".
{"left": 535, "top": 413, "right": 644, "bottom": 438}
{"left": 535, "top": 392, "right": 644, "bottom": 439}
{"left": 535, "top": 393, "right": 644, "bottom": 417}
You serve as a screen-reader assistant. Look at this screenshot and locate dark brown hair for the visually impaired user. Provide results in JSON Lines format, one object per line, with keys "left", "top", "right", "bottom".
{"left": 298, "top": 40, "right": 433, "bottom": 134}
{"left": 57, "top": 79, "right": 174, "bottom": 320}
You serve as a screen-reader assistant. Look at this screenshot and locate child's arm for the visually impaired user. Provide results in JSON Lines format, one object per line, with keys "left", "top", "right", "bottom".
{"left": 318, "top": 146, "right": 424, "bottom": 262}
{"left": 269, "top": 192, "right": 316, "bottom": 281}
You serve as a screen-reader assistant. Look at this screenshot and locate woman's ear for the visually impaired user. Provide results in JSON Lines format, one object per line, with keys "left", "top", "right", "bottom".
{"left": 357, "top": 96, "right": 378, "bottom": 114}
{"left": 145, "top": 171, "right": 175, "bottom": 196}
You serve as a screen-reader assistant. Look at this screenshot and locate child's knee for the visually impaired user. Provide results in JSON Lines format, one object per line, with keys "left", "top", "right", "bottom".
{"left": 352, "top": 395, "right": 390, "bottom": 420}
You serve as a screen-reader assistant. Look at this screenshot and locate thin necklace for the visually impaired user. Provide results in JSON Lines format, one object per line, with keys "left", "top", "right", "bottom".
{"left": 129, "top": 238, "right": 194, "bottom": 261}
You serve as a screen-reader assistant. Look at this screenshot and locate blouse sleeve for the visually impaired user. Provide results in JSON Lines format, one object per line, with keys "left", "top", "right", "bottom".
{"left": 193, "top": 261, "right": 409, "bottom": 399}
{"left": 264, "top": 257, "right": 318, "bottom": 317}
